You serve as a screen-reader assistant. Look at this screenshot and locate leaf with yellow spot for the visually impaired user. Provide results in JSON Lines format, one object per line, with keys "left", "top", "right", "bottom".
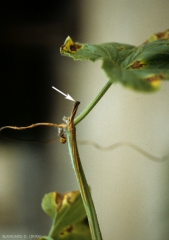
{"left": 61, "top": 36, "right": 83, "bottom": 54}
{"left": 145, "top": 29, "right": 169, "bottom": 43}
{"left": 38, "top": 191, "right": 91, "bottom": 240}
{"left": 60, "top": 30, "right": 169, "bottom": 92}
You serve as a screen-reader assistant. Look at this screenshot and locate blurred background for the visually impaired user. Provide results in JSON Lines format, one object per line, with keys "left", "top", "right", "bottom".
{"left": 0, "top": 1, "right": 169, "bottom": 239}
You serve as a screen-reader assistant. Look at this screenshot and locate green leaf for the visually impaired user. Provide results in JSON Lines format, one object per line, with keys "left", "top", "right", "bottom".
{"left": 40, "top": 191, "right": 91, "bottom": 240}
{"left": 60, "top": 30, "right": 169, "bottom": 92}
{"left": 60, "top": 36, "right": 135, "bottom": 62}
{"left": 102, "top": 61, "right": 156, "bottom": 91}
{"left": 122, "top": 39, "right": 169, "bottom": 70}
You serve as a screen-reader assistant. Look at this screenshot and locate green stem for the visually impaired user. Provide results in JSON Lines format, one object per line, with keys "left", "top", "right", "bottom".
{"left": 66, "top": 124, "right": 103, "bottom": 240}
{"left": 74, "top": 79, "right": 113, "bottom": 125}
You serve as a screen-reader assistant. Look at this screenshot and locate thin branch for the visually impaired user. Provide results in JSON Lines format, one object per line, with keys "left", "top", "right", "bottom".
{"left": 0, "top": 122, "right": 66, "bottom": 132}
{"left": 74, "top": 79, "right": 113, "bottom": 125}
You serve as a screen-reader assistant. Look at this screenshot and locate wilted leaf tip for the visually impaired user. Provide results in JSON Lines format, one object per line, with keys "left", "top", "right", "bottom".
{"left": 60, "top": 36, "right": 82, "bottom": 54}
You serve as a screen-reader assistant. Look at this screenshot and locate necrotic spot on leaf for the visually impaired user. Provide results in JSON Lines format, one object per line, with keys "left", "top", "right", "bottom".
{"left": 145, "top": 74, "right": 163, "bottom": 88}
{"left": 70, "top": 43, "right": 82, "bottom": 52}
{"left": 66, "top": 225, "right": 73, "bottom": 233}
{"left": 60, "top": 225, "right": 74, "bottom": 236}
{"left": 156, "top": 29, "right": 169, "bottom": 40}
{"left": 61, "top": 36, "right": 82, "bottom": 53}
{"left": 131, "top": 61, "right": 145, "bottom": 69}
{"left": 55, "top": 193, "right": 64, "bottom": 211}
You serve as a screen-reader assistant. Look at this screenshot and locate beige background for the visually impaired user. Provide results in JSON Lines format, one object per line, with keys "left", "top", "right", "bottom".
{"left": 54, "top": 1, "right": 169, "bottom": 239}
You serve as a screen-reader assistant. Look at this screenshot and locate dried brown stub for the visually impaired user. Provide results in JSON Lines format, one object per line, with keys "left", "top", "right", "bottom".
{"left": 60, "top": 135, "right": 67, "bottom": 144}
{"left": 58, "top": 127, "right": 67, "bottom": 144}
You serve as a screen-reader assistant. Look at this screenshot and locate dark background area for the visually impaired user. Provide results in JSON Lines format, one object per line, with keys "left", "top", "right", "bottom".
{"left": 0, "top": 0, "right": 79, "bottom": 138}
{"left": 0, "top": 0, "right": 80, "bottom": 235}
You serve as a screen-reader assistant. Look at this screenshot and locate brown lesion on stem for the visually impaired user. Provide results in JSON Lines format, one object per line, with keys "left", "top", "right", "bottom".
{"left": 67, "top": 102, "right": 89, "bottom": 205}
{"left": 69, "top": 101, "right": 80, "bottom": 125}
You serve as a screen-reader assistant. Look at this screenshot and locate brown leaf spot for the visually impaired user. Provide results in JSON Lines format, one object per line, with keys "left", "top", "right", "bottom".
{"left": 131, "top": 61, "right": 145, "bottom": 69}
{"left": 63, "top": 191, "right": 79, "bottom": 205}
{"left": 55, "top": 193, "right": 64, "bottom": 211}
{"left": 118, "top": 46, "right": 125, "bottom": 50}
{"left": 146, "top": 74, "right": 163, "bottom": 82}
{"left": 69, "top": 43, "right": 82, "bottom": 52}
{"left": 145, "top": 74, "right": 163, "bottom": 89}
{"left": 66, "top": 225, "right": 73, "bottom": 233}
{"left": 60, "top": 225, "right": 74, "bottom": 236}
{"left": 143, "top": 29, "right": 169, "bottom": 44}
{"left": 65, "top": 192, "right": 73, "bottom": 204}
{"left": 156, "top": 29, "right": 169, "bottom": 40}
{"left": 61, "top": 36, "right": 82, "bottom": 53}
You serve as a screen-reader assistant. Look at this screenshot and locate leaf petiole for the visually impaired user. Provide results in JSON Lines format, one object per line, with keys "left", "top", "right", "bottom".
{"left": 74, "top": 79, "right": 113, "bottom": 125}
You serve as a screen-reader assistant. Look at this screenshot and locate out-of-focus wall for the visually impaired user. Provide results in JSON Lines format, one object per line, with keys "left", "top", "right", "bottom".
{"left": 56, "top": 1, "right": 169, "bottom": 239}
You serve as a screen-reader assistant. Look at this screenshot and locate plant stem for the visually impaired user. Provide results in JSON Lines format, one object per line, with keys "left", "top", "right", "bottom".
{"left": 65, "top": 78, "right": 113, "bottom": 239}
{"left": 74, "top": 79, "right": 113, "bottom": 125}
{"left": 66, "top": 101, "right": 103, "bottom": 240}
